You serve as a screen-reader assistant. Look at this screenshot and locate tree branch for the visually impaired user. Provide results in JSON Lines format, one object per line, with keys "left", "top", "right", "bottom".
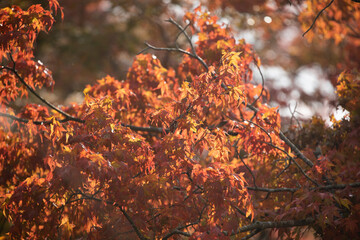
{"left": 142, "top": 42, "right": 209, "bottom": 72}
{"left": 233, "top": 217, "right": 315, "bottom": 235}
{"left": 139, "top": 18, "right": 209, "bottom": 72}
{"left": 315, "top": 182, "right": 360, "bottom": 190}
{"left": 292, "top": 158, "right": 319, "bottom": 186}
{"left": 279, "top": 131, "right": 314, "bottom": 167}
{"left": 250, "top": 63, "right": 265, "bottom": 107}
{"left": 119, "top": 207, "right": 148, "bottom": 240}
{"left": 302, "top": 0, "right": 335, "bottom": 36}
{"left": 0, "top": 112, "right": 74, "bottom": 125}
{"left": 246, "top": 182, "right": 360, "bottom": 193}
{"left": 166, "top": 18, "right": 196, "bottom": 55}
{"left": 2, "top": 54, "right": 84, "bottom": 123}
{"left": 247, "top": 186, "right": 298, "bottom": 193}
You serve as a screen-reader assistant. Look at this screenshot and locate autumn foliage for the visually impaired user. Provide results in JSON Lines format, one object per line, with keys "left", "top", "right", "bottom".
{"left": 1, "top": 1, "right": 360, "bottom": 239}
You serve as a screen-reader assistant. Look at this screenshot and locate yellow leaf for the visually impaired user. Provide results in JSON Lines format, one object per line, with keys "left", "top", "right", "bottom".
{"left": 60, "top": 215, "right": 69, "bottom": 226}
{"left": 340, "top": 198, "right": 351, "bottom": 210}
{"left": 65, "top": 133, "right": 70, "bottom": 143}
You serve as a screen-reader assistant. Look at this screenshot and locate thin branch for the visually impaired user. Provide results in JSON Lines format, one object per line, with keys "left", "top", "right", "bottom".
{"left": 143, "top": 42, "right": 192, "bottom": 56}
{"left": 237, "top": 149, "right": 257, "bottom": 187}
{"left": 140, "top": 18, "right": 209, "bottom": 72}
{"left": 231, "top": 204, "right": 248, "bottom": 218}
{"left": 246, "top": 102, "right": 258, "bottom": 113}
{"left": 288, "top": 102, "right": 302, "bottom": 129}
{"left": 137, "top": 46, "right": 151, "bottom": 55}
{"left": 174, "top": 23, "right": 191, "bottom": 44}
{"left": 292, "top": 158, "right": 319, "bottom": 186}
{"left": 146, "top": 213, "right": 161, "bottom": 223}
{"left": 143, "top": 42, "right": 209, "bottom": 71}
{"left": 165, "top": 18, "right": 209, "bottom": 71}
{"left": 302, "top": 0, "right": 335, "bottom": 36}
{"left": 162, "top": 224, "right": 193, "bottom": 239}
{"left": 166, "top": 18, "right": 196, "bottom": 55}
{"left": 0, "top": 112, "right": 73, "bottom": 125}
{"left": 246, "top": 182, "right": 360, "bottom": 193}
{"left": 247, "top": 186, "right": 298, "bottom": 193}
{"left": 279, "top": 131, "right": 314, "bottom": 167}
{"left": 122, "top": 123, "right": 165, "bottom": 133}
{"left": 2, "top": 55, "right": 84, "bottom": 123}
{"left": 231, "top": 203, "right": 255, "bottom": 224}
{"left": 264, "top": 141, "right": 319, "bottom": 186}
{"left": 314, "top": 182, "right": 360, "bottom": 190}
{"left": 275, "top": 158, "right": 292, "bottom": 178}
{"left": 169, "top": 103, "right": 193, "bottom": 133}
{"left": 248, "top": 119, "right": 273, "bottom": 144}
{"left": 250, "top": 63, "right": 265, "bottom": 106}
{"left": 119, "top": 207, "right": 148, "bottom": 240}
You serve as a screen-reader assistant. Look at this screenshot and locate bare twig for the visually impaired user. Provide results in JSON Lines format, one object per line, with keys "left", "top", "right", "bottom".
{"left": 139, "top": 18, "right": 209, "bottom": 72}
{"left": 174, "top": 23, "right": 191, "bottom": 44}
{"left": 166, "top": 18, "right": 196, "bottom": 54}
{"left": 302, "top": 0, "right": 335, "bottom": 36}
{"left": 142, "top": 42, "right": 209, "bottom": 71}
{"left": 288, "top": 102, "right": 302, "bottom": 129}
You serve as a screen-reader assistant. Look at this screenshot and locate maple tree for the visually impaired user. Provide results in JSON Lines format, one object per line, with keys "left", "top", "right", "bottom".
{"left": 1, "top": 1, "right": 360, "bottom": 240}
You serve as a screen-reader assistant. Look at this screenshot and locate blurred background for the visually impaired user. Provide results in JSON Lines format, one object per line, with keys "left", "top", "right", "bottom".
{"left": 2, "top": 0, "right": 359, "bottom": 123}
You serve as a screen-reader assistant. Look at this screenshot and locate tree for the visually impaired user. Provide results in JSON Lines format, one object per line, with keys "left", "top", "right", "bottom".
{"left": 1, "top": 1, "right": 359, "bottom": 239}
